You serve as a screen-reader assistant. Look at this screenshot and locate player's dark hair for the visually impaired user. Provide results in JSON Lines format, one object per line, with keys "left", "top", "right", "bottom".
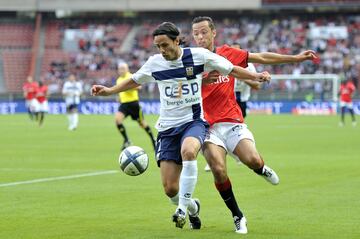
{"left": 152, "top": 22, "right": 185, "bottom": 45}
{"left": 192, "top": 16, "right": 216, "bottom": 30}
{"left": 153, "top": 22, "right": 179, "bottom": 41}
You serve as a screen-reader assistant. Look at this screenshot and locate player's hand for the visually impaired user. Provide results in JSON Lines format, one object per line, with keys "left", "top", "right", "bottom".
{"left": 202, "top": 70, "right": 220, "bottom": 84}
{"left": 254, "top": 71, "right": 271, "bottom": 83}
{"left": 297, "top": 50, "right": 317, "bottom": 62}
{"left": 91, "top": 85, "right": 111, "bottom": 96}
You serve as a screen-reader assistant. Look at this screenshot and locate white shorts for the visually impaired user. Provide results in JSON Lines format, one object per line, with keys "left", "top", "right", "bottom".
{"left": 25, "top": 99, "right": 37, "bottom": 111}
{"left": 339, "top": 101, "right": 353, "bottom": 109}
{"left": 34, "top": 100, "right": 49, "bottom": 112}
{"left": 205, "top": 122, "right": 255, "bottom": 155}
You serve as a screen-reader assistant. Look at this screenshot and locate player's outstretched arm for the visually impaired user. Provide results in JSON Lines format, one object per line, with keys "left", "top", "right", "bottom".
{"left": 244, "top": 79, "right": 262, "bottom": 90}
{"left": 231, "top": 66, "right": 271, "bottom": 83}
{"left": 248, "top": 50, "right": 317, "bottom": 64}
{"left": 91, "top": 78, "right": 140, "bottom": 96}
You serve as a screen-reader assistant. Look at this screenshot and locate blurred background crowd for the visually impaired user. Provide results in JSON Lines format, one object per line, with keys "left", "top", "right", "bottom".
{"left": 1, "top": 11, "right": 359, "bottom": 100}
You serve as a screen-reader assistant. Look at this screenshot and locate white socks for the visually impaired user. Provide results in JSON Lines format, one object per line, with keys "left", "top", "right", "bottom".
{"left": 178, "top": 160, "right": 198, "bottom": 214}
{"left": 170, "top": 193, "right": 198, "bottom": 216}
{"left": 67, "top": 113, "right": 79, "bottom": 130}
{"left": 73, "top": 113, "right": 78, "bottom": 128}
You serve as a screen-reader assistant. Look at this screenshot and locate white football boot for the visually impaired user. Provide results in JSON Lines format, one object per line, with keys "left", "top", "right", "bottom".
{"left": 261, "top": 165, "right": 280, "bottom": 185}
{"left": 234, "top": 216, "right": 247, "bottom": 234}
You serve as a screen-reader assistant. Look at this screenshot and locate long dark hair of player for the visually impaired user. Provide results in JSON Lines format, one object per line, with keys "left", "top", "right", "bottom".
{"left": 152, "top": 22, "right": 186, "bottom": 45}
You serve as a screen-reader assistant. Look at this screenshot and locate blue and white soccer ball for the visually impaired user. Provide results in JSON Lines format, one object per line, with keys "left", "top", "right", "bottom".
{"left": 119, "top": 146, "right": 149, "bottom": 176}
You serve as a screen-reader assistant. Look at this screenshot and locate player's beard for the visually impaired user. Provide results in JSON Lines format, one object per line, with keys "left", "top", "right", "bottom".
{"left": 162, "top": 53, "right": 170, "bottom": 60}
{"left": 163, "top": 48, "right": 178, "bottom": 61}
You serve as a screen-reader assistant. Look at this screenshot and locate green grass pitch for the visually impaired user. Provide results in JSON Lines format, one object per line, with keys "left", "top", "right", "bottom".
{"left": 0, "top": 114, "right": 359, "bottom": 239}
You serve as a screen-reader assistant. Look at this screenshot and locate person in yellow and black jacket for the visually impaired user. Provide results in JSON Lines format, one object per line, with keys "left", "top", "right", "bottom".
{"left": 115, "top": 62, "right": 156, "bottom": 151}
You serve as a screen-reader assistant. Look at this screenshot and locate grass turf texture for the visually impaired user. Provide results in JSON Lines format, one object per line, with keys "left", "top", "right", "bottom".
{"left": 0, "top": 114, "right": 359, "bottom": 239}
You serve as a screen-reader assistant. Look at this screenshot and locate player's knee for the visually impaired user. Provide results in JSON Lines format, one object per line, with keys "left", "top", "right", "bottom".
{"left": 139, "top": 121, "right": 147, "bottom": 128}
{"left": 181, "top": 148, "right": 197, "bottom": 161}
{"left": 163, "top": 185, "right": 178, "bottom": 198}
{"left": 162, "top": 179, "right": 178, "bottom": 197}
{"left": 211, "top": 163, "right": 227, "bottom": 182}
{"left": 115, "top": 118, "right": 123, "bottom": 124}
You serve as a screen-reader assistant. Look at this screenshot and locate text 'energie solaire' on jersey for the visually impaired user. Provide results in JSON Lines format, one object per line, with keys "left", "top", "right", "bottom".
{"left": 165, "top": 96, "right": 201, "bottom": 106}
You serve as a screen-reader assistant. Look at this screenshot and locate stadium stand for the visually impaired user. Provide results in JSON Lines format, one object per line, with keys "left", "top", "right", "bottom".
{"left": 0, "top": 22, "right": 34, "bottom": 92}
{"left": 44, "top": 21, "right": 62, "bottom": 49}
{"left": 0, "top": 23, "right": 33, "bottom": 48}
{"left": 0, "top": 11, "right": 359, "bottom": 99}
{"left": 3, "top": 50, "right": 31, "bottom": 92}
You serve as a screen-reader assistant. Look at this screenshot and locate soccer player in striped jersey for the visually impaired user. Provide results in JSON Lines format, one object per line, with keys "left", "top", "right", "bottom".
{"left": 62, "top": 74, "right": 83, "bottom": 131}
{"left": 115, "top": 62, "right": 156, "bottom": 151}
{"left": 192, "top": 16, "right": 317, "bottom": 234}
{"left": 92, "top": 22, "right": 270, "bottom": 230}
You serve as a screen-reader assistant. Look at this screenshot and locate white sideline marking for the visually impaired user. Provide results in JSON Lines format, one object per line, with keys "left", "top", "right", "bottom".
{"left": 0, "top": 170, "right": 118, "bottom": 188}
{"left": 0, "top": 168, "right": 88, "bottom": 172}
{"left": 0, "top": 168, "right": 107, "bottom": 172}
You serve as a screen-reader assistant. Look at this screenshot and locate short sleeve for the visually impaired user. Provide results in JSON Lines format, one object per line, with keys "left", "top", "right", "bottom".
{"left": 132, "top": 57, "right": 156, "bottom": 84}
{"left": 203, "top": 49, "right": 233, "bottom": 76}
{"left": 230, "top": 48, "right": 248, "bottom": 68}
{"left": 247, "top": 63, "right": 257, "bottom": 73}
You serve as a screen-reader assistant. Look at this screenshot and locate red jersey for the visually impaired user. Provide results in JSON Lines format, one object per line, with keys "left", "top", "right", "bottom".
{"left": 23, "top": 82, "right": 38, "bottom": 100}
{"left": 36, "top": 85, "right": 48, "bottom": 103}
{"left": 202, "top": 45, "right": 248, "bottom": 125}
{"left": 339, "top": 81, "right": 356, "bottom": 103}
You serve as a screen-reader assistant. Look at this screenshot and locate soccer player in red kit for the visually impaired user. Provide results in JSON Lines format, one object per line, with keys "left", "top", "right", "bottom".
{"left": 192, "top": 16, "right": 317, "bottom": 234}
{"left": 339, "top": 78, "right": 357, "bottom": 127}
{"left": 22, "top": 76, "right": 38, "bottom": 120}
{"left": 34, "top": 81, "right": 49, "bottom": 126}
{"left": 92, "top": 22, "right": 270, "bottom": 231}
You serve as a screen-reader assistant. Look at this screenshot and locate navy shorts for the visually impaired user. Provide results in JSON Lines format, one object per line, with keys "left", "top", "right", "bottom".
{"left": 155, "top": 120, "right": 209, "bottom": 167}
{"left": 67, "top": 104, "right": 79, "bottom": 112}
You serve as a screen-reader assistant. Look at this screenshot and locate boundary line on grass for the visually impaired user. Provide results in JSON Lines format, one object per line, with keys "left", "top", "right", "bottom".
{"left": 0, "top": 170, "right": 118, "bottom": 188}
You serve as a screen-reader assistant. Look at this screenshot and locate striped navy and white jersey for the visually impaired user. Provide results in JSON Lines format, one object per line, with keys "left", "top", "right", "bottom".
{"left": 132, "top": 47, "right": 234, "bottom": 132}
{"left": 62, "top": 81, "right": 83, "bottom": 106}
